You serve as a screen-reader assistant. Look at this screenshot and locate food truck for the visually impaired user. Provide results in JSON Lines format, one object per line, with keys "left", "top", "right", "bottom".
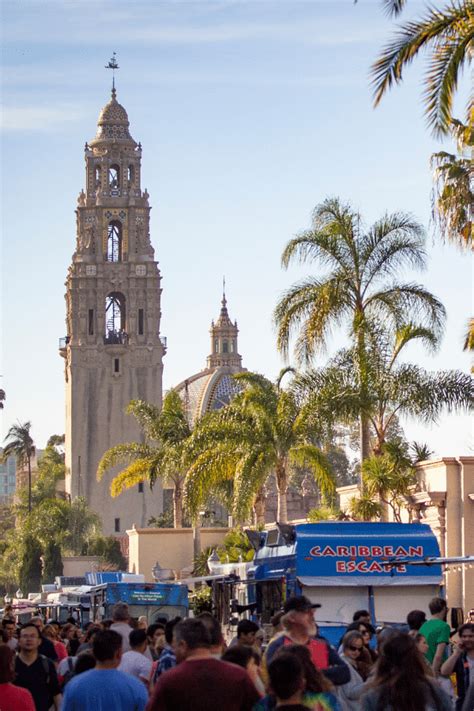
{"left": 242, "top": 521, "right": 444, "bottom": 644}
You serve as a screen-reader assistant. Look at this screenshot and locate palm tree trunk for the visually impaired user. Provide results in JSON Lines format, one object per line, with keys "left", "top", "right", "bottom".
{"left": 359, "top": 415, "right": 371, "bottom": 462}
{"left": 173, "top": 484, "right": 183, "bottom": 529}
{"left": 253, "top": 487, "right": 266, "bottom": 526}
{"left": 193, "top": 518, "right": 201, "bottom": 559}
{"left": 276, "top": 465, "right": 288, "bottom": 523}
{"left": 27, "top": 456, "right": 32, "bottom": 513}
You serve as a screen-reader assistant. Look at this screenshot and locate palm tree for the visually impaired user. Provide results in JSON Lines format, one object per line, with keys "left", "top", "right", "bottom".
{"left": 2, "top": 421, "right": 35, "bottom": 512}
{"left": 295, "top": 321, "right": 473, "bottom": 458}
{"left": 371, "top": 1, "right": 473, "bottom": 137}
{"left": 185, "top": 370, "right": 335, "bottom": 524}
{"left": 97, "top": 390, "right": 191, "bottom": 528}
{"left": 274, "top": 197, "right": 446, "bottom": 460}
{"left": 431, "top": 117, "right": 473, "bottom": 247}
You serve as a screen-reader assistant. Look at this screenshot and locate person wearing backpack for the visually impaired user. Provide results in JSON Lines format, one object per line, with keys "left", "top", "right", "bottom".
{"left": 14, "top": 623, "right": 61, "bottom": 711}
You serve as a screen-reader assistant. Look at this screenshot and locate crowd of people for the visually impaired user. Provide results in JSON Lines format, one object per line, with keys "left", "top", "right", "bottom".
{"left": 0, "top": 594, "right": 473, "bottom": 710}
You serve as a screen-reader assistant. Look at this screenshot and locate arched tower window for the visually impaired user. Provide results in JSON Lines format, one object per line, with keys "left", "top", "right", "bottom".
{"left": 105, "top": 292, "right": 126, "bottom": 344}
{"left": 94, "top": 165, "right": 101, "bottom": 188}
{"left": 109, "top": 164, "right": 120, "bottom": 189}
{"left": 127, "top": 165, "right": 135, "bottom": 186}
{"left": 222, "top": 340, "right": 229, "bottom": 354}
{"left": 214, "top": 338, "right": 219, "bottom": 353}
{"left": 107, "top": 221, "right": 122, "bottom": 262}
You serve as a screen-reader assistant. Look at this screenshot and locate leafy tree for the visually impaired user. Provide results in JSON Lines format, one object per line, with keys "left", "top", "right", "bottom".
{"left": 98, "top": 391, "right": 191, "bottom": 528}
{"left": 371, "top": 0, "right": 473, "bottom": 137}
{"left": 64, "top": 498, "right": 101, "bottom": 556}
{"left": 85, "top": 536, "right": 127, "bottom": 570}
{"left": 274, "top": 198, "right": 445, "bottom": 460}
{"left": 18, "top": 535, "right": 42, "bottom": 595}
{"left": 42, "top": 541, "right": 63, "bottom": 584}
{"left": 185, "top": 370, "right": 335, "bottom": 524}
{"left": 350, "top": 439, "right": 417, "bottom": 522}
{"left": 2, "top": 421, "right": 36, "bottom": 512}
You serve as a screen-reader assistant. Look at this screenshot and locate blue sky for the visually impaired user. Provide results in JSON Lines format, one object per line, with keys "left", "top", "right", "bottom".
{"left": 1, "top": 0, "right": 472, "bottom": 454}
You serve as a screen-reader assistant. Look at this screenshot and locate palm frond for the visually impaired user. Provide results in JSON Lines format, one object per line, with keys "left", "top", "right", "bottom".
{"left": 96, "top": 442, "right": 151, "bottom": 480}
{"left": 289, "top": 444, "right": 336, "bottom": 498}
{"left": 423, "top": 24, "right": 472, "bottom": 136}
{"left": 371, "top": 2, "right": 472, "bottom": 134}
{"left": 110, "top": 459, "right": 158, "bottom": 497}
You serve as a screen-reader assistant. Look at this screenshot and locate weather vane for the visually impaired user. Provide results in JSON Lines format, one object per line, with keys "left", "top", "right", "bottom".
{"left": 105, "top": 52, "right": 119, "bottom": 96}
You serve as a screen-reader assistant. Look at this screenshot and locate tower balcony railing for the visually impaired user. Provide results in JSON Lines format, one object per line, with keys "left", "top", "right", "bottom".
{"left": 104, "top": 330, "right": 129, "bottom": 345}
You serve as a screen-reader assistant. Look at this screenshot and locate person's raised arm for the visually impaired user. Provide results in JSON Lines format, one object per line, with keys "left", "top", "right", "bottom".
{"left": 440, "top": 642, "right": 463, "bottom": 677}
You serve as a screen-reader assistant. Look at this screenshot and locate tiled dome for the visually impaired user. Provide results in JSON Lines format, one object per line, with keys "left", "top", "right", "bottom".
{"left": 90, "top": 90, "right": 136, "bottom": 146}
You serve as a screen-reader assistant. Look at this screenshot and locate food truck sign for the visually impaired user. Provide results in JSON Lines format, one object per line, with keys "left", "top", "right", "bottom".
{"left": 296, "top": 522, "right": 442, "bottom": 581}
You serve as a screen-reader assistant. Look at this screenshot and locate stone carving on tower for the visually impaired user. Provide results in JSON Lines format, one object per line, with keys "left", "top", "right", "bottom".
{"left": 60, "top": 76, "right": 165, "bottom": 536}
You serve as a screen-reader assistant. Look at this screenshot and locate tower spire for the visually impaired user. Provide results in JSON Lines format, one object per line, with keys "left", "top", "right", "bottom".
{"left": 105, "top": 52, "right": 119, "bottom": 99}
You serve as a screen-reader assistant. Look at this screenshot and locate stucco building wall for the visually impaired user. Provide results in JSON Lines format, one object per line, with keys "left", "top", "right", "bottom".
{"left": 127, "top": 527, "right": 229, "bottom": 581}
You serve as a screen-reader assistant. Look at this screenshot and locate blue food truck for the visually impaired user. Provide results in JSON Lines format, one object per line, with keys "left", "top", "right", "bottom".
{"left": 241, "top": 522, "right": 443, "bottom": 644}
{"left": 85, "top": 581, "right": 189, "bottom": 623}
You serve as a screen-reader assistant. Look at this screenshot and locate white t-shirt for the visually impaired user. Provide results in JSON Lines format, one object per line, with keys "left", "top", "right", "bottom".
{"left": 110, "top": 622, "right": 133, "bottom": 652}
{"left": 119, "top": 650, "right": 152, "bottom": 681}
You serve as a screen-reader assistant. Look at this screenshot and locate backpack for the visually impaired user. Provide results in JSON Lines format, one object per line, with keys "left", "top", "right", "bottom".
{"left": 39, "top": 654, "right": 51, "bottom": 685}
{"left": 60, "top": 656, "right": 76, "bottom": 690}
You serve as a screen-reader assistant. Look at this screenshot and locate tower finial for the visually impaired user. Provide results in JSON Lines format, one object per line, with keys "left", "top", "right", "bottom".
{"left": 222, "top": 276, "right": 226, "bottom": 303}
{"left": 105, "top": 52, "right": 119, "bottom": 99}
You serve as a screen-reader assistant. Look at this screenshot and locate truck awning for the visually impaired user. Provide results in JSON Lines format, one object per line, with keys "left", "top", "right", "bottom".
{"left": 298, "top": 575, "right": 442, "bottom": 587}
{"left": 295, "top": 522, "right": 442, "bottom": 586}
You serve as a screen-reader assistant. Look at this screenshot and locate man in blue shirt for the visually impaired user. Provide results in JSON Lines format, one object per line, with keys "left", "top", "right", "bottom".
{"left": 62, "top": 630, "right": 148, "bottom": 711}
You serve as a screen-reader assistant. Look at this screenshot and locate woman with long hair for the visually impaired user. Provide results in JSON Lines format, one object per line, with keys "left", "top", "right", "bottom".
{"left": 254, "top": 643, "right": 340, "bottom": 710}
{"left": 362, "top": 632, "right": 452, "bottom": 711}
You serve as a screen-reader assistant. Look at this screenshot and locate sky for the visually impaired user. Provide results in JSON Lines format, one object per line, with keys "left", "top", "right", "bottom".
{"left": 1, "top": 0, "right": 472, "bottom": 455}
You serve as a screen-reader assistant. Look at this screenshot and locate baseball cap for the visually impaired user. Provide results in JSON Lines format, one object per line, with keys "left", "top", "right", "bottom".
{"left": 283, "top": 595, "right": 321, "bottom": 613}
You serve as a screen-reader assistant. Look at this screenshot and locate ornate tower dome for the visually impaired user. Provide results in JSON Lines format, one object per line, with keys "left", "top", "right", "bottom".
{"left": 90, "top": 88, "right": 136, "bottom": 147}
{"left": 175, "top": 290, "right": 245, "bottom": 424}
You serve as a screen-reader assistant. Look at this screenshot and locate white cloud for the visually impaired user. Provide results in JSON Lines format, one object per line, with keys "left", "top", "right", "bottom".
{"left": 1, "top": 104, "right": 88, "bottom": 132}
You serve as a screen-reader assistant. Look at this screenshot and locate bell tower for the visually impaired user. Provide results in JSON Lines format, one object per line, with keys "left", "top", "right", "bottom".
{"left": 207, "top": 288, "right": 242, "bottom": 370}
{"left": 61, "top": 77, "right": 165, "bottom": 535}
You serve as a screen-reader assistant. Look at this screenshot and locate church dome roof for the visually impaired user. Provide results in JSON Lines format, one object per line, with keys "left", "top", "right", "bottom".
{"left": 98, "top": 96, "right": 130, "bottom": 126}
{"left": 175, "top": 366, "right": 243, "bottom": 425}
{"left": 90, "top": 89, "right": 136, "bottom": 146}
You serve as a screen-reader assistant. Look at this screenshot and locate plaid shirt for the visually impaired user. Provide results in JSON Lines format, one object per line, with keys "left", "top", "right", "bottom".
{"left": 153, "top": 645, "right": 176, "bottom": 683}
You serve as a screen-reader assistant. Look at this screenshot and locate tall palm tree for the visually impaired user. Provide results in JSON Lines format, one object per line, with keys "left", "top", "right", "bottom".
{"left": 371, "top": 0, "right": 473, "bottom": 137}
{"left": 274, "top": 197, "right": 446, "bottom": 460}
{"left": 97, "top": 390, "right": 191, "bottom": 528}
{"left": 295, "top": 321, "right": 473, "bottom": 458}
{"left": 2, "top": 421, "right": 35, "bottom": 512}
{"left": 185, "top": 370, "right": 335, "bottom": 524}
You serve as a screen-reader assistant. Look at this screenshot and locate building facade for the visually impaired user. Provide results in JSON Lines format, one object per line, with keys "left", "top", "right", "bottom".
{"left": 0, "top": 453, "right": 16, "bottom": 505}
{"left": 61, "top": 87, "right": 165, "bottom": 535}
